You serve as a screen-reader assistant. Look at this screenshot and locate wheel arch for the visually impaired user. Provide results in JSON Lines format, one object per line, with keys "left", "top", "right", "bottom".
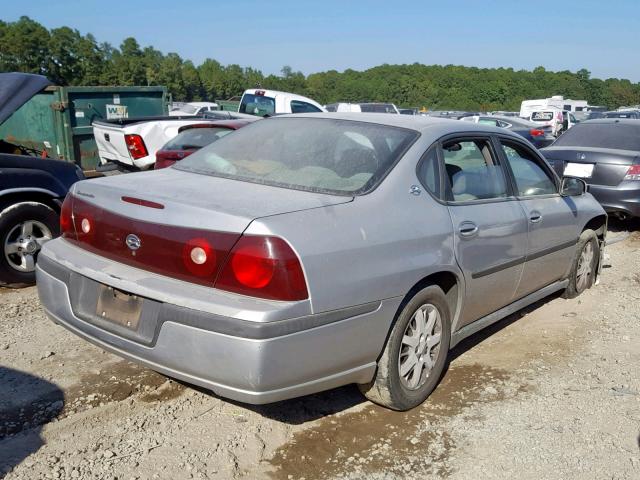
{"left": 377, "top": 269, "right": 462, "bottom": 361}
{"left": 0, "top": 190, "right": 62, "bottom": 214}
{"left": 582, "top": 214, "right": 607, "bottom": 240}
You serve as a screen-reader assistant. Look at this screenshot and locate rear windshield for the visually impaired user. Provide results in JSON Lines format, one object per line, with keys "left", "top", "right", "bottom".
{"left": 531, "top": 111, "right": 554, "bottom": 121}
{"left": 239, "top": 94, "right": 275, "bottom": 117}
{"left": 552, "top": 123, "right": 640, "bottom": 151}
{"left": 359, "top": 104, "right": 397, "bottom": 114}
{"left": 163, "top": 127, "right": 233, "bottom": 150}
{"left": 175, "top": 117, "right": 419, "bottom": 195}
{"left": 604, "top": 112, "right": 639, "bottom": 119}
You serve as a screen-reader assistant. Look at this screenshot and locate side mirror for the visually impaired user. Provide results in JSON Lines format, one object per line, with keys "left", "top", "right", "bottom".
{"left": 560, "top": 176, "right": 587, "bottom": 196}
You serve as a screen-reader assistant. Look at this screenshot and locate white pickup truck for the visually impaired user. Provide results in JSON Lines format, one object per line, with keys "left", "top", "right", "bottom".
{"left": 239, "top": 89, "right": 325, "bottom": 116}
{"left": 93, "top": 90, "right": 325, "bottom": 170}
{"left": 92, "top": 111, "right": 255, "bottom": 170}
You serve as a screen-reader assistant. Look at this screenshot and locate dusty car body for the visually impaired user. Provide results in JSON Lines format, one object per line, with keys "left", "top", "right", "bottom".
{"left": 37, "top": 113, "right": 607, "bottom": 410}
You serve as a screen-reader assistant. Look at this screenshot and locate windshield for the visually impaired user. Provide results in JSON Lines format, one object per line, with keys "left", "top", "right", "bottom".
{"left": 175, "top": 118, "right": 418, "bottom": 195}
{"left": 239, "top": 94, "right": 276, "bottom": 117}
{"left": 552, "top": 123, "right": 640, "bottom": 151}
{"left": 163, "top": 127, "right": 233, "bottom": 150}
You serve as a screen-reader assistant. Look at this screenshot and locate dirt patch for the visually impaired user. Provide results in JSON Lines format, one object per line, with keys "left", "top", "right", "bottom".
{"left": 61, "top": 361, "right": 180, "bottom": 415}
{"left": 269, "top": 364, "right": 521, "bottom": 479}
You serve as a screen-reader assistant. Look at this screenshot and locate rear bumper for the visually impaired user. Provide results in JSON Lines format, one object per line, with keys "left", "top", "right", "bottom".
{"left": 36, "top": 247, "right": 400, "bottom": 404}
{"left": 588, "top": 182, "right": 640, "bottom": 217}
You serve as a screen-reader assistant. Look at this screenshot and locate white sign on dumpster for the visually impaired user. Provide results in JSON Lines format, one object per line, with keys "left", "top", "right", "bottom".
{"left": 106, "top": 104, "right": 128, "bottom": 120}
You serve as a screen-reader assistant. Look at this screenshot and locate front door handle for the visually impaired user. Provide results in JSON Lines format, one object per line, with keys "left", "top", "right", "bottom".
{"left": 459, "top": 222, "right": 479, "bottom": 237}
{"left": 530, "top": 211, "right": 543, "bottom": 223}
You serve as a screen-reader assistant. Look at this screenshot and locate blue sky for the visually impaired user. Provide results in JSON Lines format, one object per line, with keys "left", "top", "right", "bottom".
{"left": 4, "top": 0, "right": 639, "bottom": 81}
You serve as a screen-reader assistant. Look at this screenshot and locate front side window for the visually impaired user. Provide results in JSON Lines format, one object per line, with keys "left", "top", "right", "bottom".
{"left": 441, "top": 139, "right": 508, "bottom": 202}
{"left": 478, "top": 118, "right": 499, "bottom": 126}
{"left": 176, "top": 118, "right": 418, "bottom": 195}
{"left": 290, "top": 100, "right": 322, "bottom": 113}
{"left": 500, "top": 140, "right": 556, "bottom": 196}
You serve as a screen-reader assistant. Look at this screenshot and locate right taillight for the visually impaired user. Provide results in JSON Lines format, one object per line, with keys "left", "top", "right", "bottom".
{"left": 215, "top": 235, "right": 308, "bottom": 301}
{"left": 124, "top": 134, "right": 148, "bottom": 160}
{"left": 529, "top": 129, "right": 545, "bottom": 137}
{"left": 624, "top": 165, "right": 640, "bottom": 181}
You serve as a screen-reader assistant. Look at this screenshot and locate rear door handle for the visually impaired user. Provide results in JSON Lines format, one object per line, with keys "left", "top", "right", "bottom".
{"left": 458, "top": 222, "right": 479, "bottom": 237}
{"left": 530, "top": 211, "right": 543, "bottom": 223}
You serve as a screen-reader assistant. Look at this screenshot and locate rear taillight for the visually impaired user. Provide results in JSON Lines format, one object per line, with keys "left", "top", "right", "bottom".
{"left": 60, "top": 194, "right": 74, "bottom": 238}
{"left": 66, "top": 196, "right": 237, "bottom": 287}
{"left": 154, "top": 149, "right": 195, "bottom": 169}
{"left": 624, "top": 165, "right": 640, "bottom": 181}
{"left": 124, "top": 134, "right": 148, "bottom": 160}
{"left": 529, "top": 129, "right": 545, "bottom": 137}
{"left": 64, "top": 196, "right": 309, "bottom": 298}
{"left": 215, "top": 235, "right": 308, "bottom": 301}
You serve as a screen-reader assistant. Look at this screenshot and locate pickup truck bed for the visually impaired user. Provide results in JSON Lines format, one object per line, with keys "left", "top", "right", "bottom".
{"left": 93, "top": 116, "right": 211, "bottom": 170}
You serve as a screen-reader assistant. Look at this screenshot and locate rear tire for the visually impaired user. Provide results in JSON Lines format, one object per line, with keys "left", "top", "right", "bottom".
{"left": 563, "top": 229, "right": 599, "bottom": 299}
{"left": 359, "top": 285, "right": 451, "bottom": 411}
{"left": 0, "top": 202, "right": 58, "bottom": 287}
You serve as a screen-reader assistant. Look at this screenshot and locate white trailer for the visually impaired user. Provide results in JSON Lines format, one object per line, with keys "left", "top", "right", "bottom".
{"left": 520, "top": 96, "right": 588, "bottom": 118}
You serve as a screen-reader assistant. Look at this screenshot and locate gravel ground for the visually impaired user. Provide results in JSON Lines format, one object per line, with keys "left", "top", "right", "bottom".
{"left": 1, "top": 225, "right": 639, "bottom": 480}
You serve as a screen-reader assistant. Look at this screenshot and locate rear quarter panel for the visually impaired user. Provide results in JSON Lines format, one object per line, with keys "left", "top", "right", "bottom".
{"left": 245, "top": 139, "right": 459, "bottom": 315}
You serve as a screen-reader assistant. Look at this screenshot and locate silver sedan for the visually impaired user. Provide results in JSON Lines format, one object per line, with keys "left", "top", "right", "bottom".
{"left": 37, "top": 113, "right": 606, "bottom": 410}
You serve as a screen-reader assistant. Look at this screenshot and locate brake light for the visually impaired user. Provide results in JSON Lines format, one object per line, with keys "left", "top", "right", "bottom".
{"left": 65, "top": 196, "right": 238, "bottom": 287}
{"left": 121, "top": 196, "right": 165, "bottom": 209}
{"left": 60, "top": 194, "right": 74, "bottom": 238}
{"left": 624, "top": 165, "right": 640, "bottom": 181}
{"left": 215, "top": 235, "right": 308, "bottom": 301}
{"left": 529, "top": 129, "right": 545, "bottom": 137}
{"left": 64, "top": 196, "right": 308, "bottom": 298}
{"left": 124, "top": 134, "right": 148, "bottom": 160}
{"left": 255, "top": 90, "right": 266, "bottom": 96}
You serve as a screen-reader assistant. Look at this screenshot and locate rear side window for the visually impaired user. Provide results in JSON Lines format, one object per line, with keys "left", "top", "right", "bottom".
{"left": 163, "top": 127, "right": 233, "bottom": 150}
{"left": 552, "top": 123, "right": 640, "bottom": 150}
{"left": 499, "top": 141, "right": 556, "bottom": 196}
{"left": 417, "top": 147, "right": 440, "bottom": 199}
{"left": 239, "top": 94, "right": 275, "bottom": 117}
{"left": 176, "top": 118, "right": 419, "bottom": 195}
{"left": 290, "top": 100, "right": 322, "bottom": 113}
{"left": 442, "top": 139, "right": 508, "bottom": 202}
{"left": 531, "top": 111, "right": 554, "bottom": 121}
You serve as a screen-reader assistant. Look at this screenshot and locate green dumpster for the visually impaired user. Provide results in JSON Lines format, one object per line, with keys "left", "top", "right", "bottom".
{"left": 0, "top": 85, "right": 168, "bottom": 172}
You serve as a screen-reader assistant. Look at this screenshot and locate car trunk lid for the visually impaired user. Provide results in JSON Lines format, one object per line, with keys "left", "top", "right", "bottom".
{"left": 541, "top": 146, "right": 639, "bottom": 186}
{"left": 65, "top": 168, "right": 352, "bottom": 285}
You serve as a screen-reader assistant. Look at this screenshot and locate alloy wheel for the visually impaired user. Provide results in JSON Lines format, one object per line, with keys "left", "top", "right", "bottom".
{"left": 3, "top": 220, "right": 52, "bottom": 272}
{"left": 398, "top": 303, "right": 442, "bottom": 390}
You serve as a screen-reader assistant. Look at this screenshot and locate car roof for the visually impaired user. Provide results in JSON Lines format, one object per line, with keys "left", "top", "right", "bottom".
{"left": 276, "top": 112, "right": 522, "bottom": 138}
{"left": 579, "top": 118, "right": 640, "bottom": 125}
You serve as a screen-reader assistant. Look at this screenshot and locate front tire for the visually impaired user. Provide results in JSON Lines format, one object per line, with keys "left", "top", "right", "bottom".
{"left": 563, "top": 229, "right": 599, "bottom": 299}
{"left": 359, "top": 285, "right": 451, "bottom": 411}
{"left": 0, "top": 202, "right": 58, "bottom": 287}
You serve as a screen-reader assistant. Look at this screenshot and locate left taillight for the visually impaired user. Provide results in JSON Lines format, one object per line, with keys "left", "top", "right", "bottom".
{"left": 124, "top": 134, "right": 148, "bottom": 160}
{"left": 60, "top": 194, "right": 75, "bottom": 238}
{"left": 215, "top": 235, "right": 308, "bottom": 301}
{"left": 530, "top": 129, "right": 545, "bottom": 137}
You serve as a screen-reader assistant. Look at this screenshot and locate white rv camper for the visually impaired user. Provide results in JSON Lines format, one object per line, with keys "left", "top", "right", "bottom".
{"left": 520, "top": 96, "right": 588, "bottom": 118}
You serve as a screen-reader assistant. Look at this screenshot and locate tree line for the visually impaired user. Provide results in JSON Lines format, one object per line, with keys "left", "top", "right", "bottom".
{"left": 2, "top": 16, "right": 639, "bottom": 111}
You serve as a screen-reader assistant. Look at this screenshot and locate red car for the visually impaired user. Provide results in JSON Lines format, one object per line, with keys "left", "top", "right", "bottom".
{"left": 154, "top": 119, "right": 256, "bottom": 169}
